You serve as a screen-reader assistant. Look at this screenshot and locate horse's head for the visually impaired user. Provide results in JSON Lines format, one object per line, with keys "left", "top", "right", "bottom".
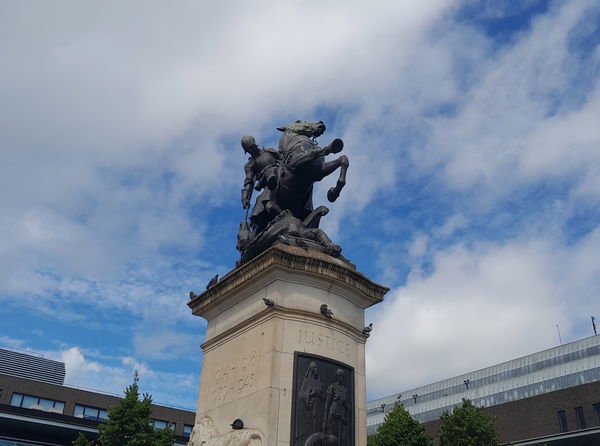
{"left": 277, "top": 120, "right": 325, "bottom": 154}
{"left": 277, "top": 120, "right": 326, "bottom": 137}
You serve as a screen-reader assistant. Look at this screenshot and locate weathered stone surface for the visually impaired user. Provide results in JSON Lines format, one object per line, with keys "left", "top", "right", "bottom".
{"left": 189, "top": 246, "right": 387, "bottom": 446}
{"left": 188, "top": 416, "right": 264, "bottom": 445}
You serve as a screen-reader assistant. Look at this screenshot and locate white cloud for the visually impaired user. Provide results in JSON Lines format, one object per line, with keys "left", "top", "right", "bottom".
{"left": 133, "top": 330, "right": 200, "bottom": 360}
{"left": 1, "top": 0, "right": 599, "bottom": 410}
{"left": 417, "top": 0, "right": 600, "bottom": 203}
{"left": 0, "top": 0, "right": 455, "bottom": 308}
{"left": 409, "top": 235, "right": 430, "bottom": 258}
{"left": 366, "top": 226, "right": 600, "bottom": 399}
{"left": 44, "top": 345, "right": 198, "bottom": 409}
{"left": 57, "top": 347, "right": 103, "bottom": 384}
{"left": 434, "top": 214, "right": 469, "bottom": 238}
{"left": 0, "top": 336, "right": 27, "bottom": 349}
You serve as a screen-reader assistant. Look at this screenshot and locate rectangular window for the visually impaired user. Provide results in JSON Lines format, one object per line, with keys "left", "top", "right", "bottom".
{"left": 9, "top": 393, "right": 64, "bottom": 414}
{"left": 557, "top": 410, "right": 568, "bottom": 432}
{"left": 593, "top": 403, "right": 600, "bottom": 426}
{"left": 183, "top": 424, "right": 193, "bottom": 437}
{"left": 575, "top": 407, "right": 587, "bottom": 429}
{"left": 153, "top": 419, "right": 168, "bottom": 430}
{"left": 152, "top": 419, "right": 175, "bottom": 431}
{"left": 10, "top": 394, "right": 23, "bottom": 407}
{"left": 73, "top": 404, "right": 108, "bottom": 422}
{"left": 22, "top": 395, "right": 38, "bottom": 409}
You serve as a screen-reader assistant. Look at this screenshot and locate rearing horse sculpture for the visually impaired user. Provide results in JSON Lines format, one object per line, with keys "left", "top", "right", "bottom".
{"left": 236, "top": 120, "right": 349, "bottom": 264}
{"left": 276, "top": 120, "right": 349, "bottom": 224}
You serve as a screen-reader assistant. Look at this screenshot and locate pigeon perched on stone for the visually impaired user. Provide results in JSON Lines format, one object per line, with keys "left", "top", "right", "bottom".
{"left": 189, "top": 291, "right": 199, "bottom": 300}
{"left": 263, "top": 298, "right": 275, "bottom": 307}
{"left": 320, "top": 304, "right": 333, "bottom": 318}
{"left": 231, "top": 419, "right": 244, "bottom": 430}
{"left": 206, "top": 274, "right": 219, "bottom": 290}
{"left": 362, "top": 323, "right": 373, "bottom": 336}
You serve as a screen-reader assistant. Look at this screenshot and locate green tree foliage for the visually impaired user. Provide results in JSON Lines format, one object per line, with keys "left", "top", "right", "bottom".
{"left": 368, "top": 404, "right": 433, "bottom": 446}
{"left": 97, "top": 371, "right": 174, "bottom": 446}
{"left": 438, "top": 399, "right": 499, "bottom": 446}
{"left": 72, "top": 432, "right": 94, "bottom": 446}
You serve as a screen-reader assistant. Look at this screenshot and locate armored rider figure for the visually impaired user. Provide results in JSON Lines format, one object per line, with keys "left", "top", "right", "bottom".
{"left": 240, "top": 135, "right": 281, "bottom": 232}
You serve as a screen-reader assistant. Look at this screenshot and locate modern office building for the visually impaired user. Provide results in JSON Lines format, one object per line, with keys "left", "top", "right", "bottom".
{"left": 0, "top": 347, "right": 196, "bottom": 446}
{"left": 367, "top": 334, "right": 600, "bottom": 446}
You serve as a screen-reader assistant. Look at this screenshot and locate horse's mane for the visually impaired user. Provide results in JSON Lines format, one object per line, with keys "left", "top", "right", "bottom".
{"left": 277, "top": 121, "right": 320, "bottom": 155}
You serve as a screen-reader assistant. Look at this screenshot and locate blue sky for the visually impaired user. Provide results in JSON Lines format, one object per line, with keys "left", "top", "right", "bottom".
{"left": 1, "top": 0, "right": 600, "bottom": 410}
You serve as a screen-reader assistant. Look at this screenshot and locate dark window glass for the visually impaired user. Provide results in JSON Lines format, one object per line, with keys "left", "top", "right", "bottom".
{"left": 9, "top": 393, "right": 64, "bottom": 413}
{"left": 183, "top": 424, "right": 193, "bottom": 437}
{"left": 74, "top": 404, "right": 107, "bottom": 421}
{"left": 557, "top": 410, "right": 568, "bottom": 432}
{"left": 575, "top": 407, "right": 587, "bottom": 429}
{"left": 593, "top": 403, "right": 600, "bottom": 426}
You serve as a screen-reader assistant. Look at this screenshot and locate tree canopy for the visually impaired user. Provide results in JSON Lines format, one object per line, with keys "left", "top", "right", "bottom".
{"left": 368, "top": 403, "right": 433, "bottom": 446}
{"left": 438, "top": 399, "right": 498, "bottom": 446}
{"left": 73, "top": 371, "right": 174, "bottom": 446}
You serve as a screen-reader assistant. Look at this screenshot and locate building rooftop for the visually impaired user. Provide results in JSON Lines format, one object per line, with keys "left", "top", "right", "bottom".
{"left": 0, "top": 347, "right": 65, "bottom": 385}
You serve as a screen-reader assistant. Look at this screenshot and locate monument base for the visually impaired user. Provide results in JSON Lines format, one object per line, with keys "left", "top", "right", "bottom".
{"left": 188, "top": 245, "right": 387, "bottom": 446}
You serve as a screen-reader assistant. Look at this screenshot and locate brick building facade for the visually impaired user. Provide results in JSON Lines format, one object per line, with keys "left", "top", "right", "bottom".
{"left": 0, "top": 348, "right": 195, "bottom": 445}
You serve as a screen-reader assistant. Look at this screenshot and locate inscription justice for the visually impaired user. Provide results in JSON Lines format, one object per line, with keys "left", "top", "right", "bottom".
{"left": 298, "top": 329, "right": 351, "bottom": 358}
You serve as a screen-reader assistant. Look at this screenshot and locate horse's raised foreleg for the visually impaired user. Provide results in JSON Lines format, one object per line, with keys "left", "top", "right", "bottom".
{"left": 285, "top": 139, "right": 343, "bottom": 170}
{"left": 318, "top": 155, "right": 348, "bottom": 202}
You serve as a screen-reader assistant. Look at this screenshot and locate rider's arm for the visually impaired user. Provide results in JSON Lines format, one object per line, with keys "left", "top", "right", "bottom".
{"left": 241, "top": 162, "right": 255, "bottom": 209}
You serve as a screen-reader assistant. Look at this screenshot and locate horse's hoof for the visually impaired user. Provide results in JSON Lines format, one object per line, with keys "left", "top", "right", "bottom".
{"left": 314, "top": 205, "right": 329, "bottom": 216}
{"left": 327, "top": 187, "right": 340, "bottom": 202}
{"left": 330, "top": 138, "right": 344, "bottom": 154}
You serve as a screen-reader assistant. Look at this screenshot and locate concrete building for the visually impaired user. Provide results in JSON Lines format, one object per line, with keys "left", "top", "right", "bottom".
{"left": 367, "top": 334, "right": 600, "bottom": 445}
{"left": 0, "top": 347, "right": 195, "bottom": 446}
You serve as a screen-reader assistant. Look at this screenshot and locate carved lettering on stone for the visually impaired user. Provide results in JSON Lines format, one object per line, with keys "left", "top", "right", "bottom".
{"left": 208, "top": 350, "right": 257, "bottom": 407}
{"left": 297, "top": 329, "right": 352, "bottom": 358}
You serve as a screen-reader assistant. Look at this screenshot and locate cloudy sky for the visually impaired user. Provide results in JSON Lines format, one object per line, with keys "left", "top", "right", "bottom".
{"left": 1, "top": 0, "right": 600, "bottom": 410}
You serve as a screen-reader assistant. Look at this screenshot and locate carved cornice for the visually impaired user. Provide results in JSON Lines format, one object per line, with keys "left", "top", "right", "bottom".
{"left": 201, "top": 303, "right": 367, "bottom": 352}
{"left": 188, "top": 245, "right": 389, "bottom": 313}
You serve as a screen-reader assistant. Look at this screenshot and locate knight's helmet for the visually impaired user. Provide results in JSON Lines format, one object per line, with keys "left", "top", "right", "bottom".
{"left": 241, "top": 135, "right": 257, "bottom": 153}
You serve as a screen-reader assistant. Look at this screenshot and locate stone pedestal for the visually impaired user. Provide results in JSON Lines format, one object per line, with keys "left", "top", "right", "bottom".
{"left": 188, "top": 245, "right": 387, "bottom": 446}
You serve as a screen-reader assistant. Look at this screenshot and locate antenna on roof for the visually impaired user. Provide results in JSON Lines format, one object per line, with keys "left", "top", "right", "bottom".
{"left": 556, "top": 324, "right": 563, "bottom": 345}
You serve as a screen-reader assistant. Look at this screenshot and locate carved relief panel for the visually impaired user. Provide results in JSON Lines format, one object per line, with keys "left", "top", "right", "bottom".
{"left": 291, "top": 352, "right": 355, "bottom": 446}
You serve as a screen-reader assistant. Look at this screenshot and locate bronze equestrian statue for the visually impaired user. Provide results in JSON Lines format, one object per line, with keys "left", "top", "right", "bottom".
{"left": 237, "top": 120, "right": 349, "bottom": 264}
